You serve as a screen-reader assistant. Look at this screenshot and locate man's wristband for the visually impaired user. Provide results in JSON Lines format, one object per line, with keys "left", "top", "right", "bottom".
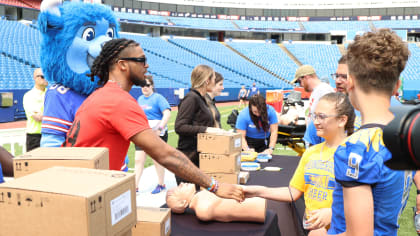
{"left": 417, "top": 189, "right": 420, "bottom": 195}
{"left": 268, "top": 147, "right": 274, "bottom": 151}
{"left": 207, "top": 177, "right": 219, "bottom": 193}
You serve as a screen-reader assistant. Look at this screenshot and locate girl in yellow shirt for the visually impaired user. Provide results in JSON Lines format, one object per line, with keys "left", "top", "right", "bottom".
{"left": 244, "top": 92, "right": 355, "bottom": 236}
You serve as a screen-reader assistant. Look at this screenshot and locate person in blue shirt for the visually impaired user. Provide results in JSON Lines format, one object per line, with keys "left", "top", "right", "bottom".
{"left": 134, "top": 76, "right": 171, "bottom": 194}
{"left": 238, "top": 85, "right": 248, "bottom": 109}
{"left": 328, "top": 29, "right": 412, "bottom": 236}
{"left": 236, "top": 94, "right": 278, "bottom": 154}
{"left": 0, "top": 146, "right": 14, "bottom": 183}
{"left": 247, "top": 82, "right": 260, "bottom": 98}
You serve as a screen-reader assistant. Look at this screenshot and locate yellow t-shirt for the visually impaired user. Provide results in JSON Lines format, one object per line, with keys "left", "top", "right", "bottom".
{"left": 289, "top": 142, "right": 336, "bottom": 211}
{"left": 23, "top": 88, "right": 46, "bottom": 134}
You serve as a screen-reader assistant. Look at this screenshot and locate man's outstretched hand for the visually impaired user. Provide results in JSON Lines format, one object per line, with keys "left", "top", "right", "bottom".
{"left": 215, "top": 183, "right": 244, "bottom": 202}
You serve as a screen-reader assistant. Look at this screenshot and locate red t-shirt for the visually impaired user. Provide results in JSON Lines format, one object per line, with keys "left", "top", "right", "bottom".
{"left": 63, "top": 82, "right": 150, "bottom": 170}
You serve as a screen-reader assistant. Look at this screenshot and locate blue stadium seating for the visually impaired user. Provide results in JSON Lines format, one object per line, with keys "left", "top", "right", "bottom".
{"left": 302, "top": 21, "right": 370, "bottom": 33}
{"left": 372, "top": 20, "right": 420, "bottom": 29}
{"left": 401, "top": 44, "right": 420, "bottom": 82}
{"left": 227, "top": 41, "right": 298, "bottom": 82}
{"left": 115, "top": 12, "right": 169, "bottom": 24}
{"left": 0, "top": 19, "right": 40, "bottom": 67}
{"left": 121, "top": 34, "right": 241, "bottom": 88}
{"left": 285, "top": 43, "right": 342, "bottom": 84}
{"left": 0, "top": 54, "right": 34, "bottom": 89}
{"left": 234, "top": 20, "right": 300, "bottom": 31}
{"left": 168, "top": 38, "right": 289, "bottom": 88}
{"left": 0, "top": 18, "right": 418, "bottom": 100}
{"left": 168, "top": 17, "right": 237, "bottom": 30}
{"left": 0, "top": 19, "right": 40, "bottom": 89}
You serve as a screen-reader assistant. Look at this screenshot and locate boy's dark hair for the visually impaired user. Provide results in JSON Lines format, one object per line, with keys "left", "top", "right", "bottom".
{"left": 347, "top": 28, "right": 409, "bottom": 96}
{"left": 89, "top": 38, "right": 139, "bottom": 86}
{"left": 320, "top": 92, "right": 356, "bottom": 135}
{"left": 248, "top": 94, "right": 269, "bottom": 132}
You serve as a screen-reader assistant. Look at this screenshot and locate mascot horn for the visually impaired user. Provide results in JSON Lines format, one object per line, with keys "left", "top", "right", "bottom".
{"left": 38, "top": 0, "right": 119, "bottom": 147}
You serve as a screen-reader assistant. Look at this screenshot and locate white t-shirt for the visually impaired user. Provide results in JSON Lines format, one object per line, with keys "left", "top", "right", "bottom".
{"left": 307, "top": 82, "right": 335, "bottom": 117}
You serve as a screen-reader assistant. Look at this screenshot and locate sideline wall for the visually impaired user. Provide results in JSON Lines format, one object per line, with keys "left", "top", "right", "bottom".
{"left": 0, "top": 87, "right": 287, "bottom": 123}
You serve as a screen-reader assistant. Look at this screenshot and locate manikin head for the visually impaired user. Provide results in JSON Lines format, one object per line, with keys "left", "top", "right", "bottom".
{"left": 166, "top": 183, "right": 196, "bottom": 213}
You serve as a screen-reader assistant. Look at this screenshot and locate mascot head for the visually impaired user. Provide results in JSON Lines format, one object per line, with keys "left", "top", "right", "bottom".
{"left": 38, "top": 0, "right": 119, "bottom": 95}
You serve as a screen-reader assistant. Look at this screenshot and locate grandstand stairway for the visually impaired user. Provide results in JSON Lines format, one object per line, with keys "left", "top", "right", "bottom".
{"left": 337, "top": 44, "right": 346, "bottom": 55}
{"left": 230, "top": 20, "right": 240, "bottom": 29}
{"left": 278, "top": 44, "right": 302, "bottom": 66}
{"left": 298, "top": 22, "right": 305, "bottom": 31}
{"left": 368, "top": 21, "right": 376, "bottom": 31}
{"left": 222, "top": 42, "right": 292, "bottom": 85}
{"left": 166, "top": 17, "right": 175, "bottom": 26}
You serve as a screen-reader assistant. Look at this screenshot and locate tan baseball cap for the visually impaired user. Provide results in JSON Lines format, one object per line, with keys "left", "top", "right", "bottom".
{"left": 291, "top": 65, "right": 316, "bottom": 84}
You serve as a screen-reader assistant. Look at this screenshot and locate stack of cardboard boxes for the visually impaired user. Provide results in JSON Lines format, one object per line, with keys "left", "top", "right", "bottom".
{"left": 1, "top": 147, "right": 171, "bottom": 236}
{"left": 197, "top": 132, "right": 242, "bottom": 184}
{"left": 0, "top": 166, "right": 136, "bottom": 236}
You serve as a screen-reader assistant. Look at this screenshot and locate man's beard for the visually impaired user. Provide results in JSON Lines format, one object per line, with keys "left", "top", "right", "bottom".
{"left": 129, "top": 73, "right": 147, "bottom": 87}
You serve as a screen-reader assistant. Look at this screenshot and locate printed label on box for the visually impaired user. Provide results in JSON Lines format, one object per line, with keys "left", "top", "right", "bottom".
{"left": 234, "top": 138, "right": 241, "bottom": 148}
{"left": 110, "top": 190, "right": 132, "bottom": 226}
{"left": 165, "top": 217, "right": 170, "bottom": 235}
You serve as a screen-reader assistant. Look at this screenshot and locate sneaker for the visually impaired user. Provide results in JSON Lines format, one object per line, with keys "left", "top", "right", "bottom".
{"left": 151, "top": 184, "right": 166, "bottom": 194}
{"left": 414, "top": 207, "right": 420, "bottom": 235}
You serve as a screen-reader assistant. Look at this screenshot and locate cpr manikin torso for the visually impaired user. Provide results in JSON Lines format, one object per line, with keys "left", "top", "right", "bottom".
{"left": 167, "top": 183, "right": 266, "bottom": 223}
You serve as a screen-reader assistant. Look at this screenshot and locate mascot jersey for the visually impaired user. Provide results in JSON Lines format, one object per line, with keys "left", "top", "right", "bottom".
{"left": 328, "top": 124, "right": 412, "bottom": 236}
{"left": 41, "top": 84, "right": 86, "bottom": 146}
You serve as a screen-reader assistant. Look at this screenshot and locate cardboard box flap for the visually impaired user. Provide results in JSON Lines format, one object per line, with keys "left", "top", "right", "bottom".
{"left": 1, "top": 167, "right": 133, "bottom": 197}
{"left": 198, "top": 132, "right": 238, "bottom": 138}
{"left": 16, "top": 147, "right": 108, "bottom": 160}
{"left": 137, "top": 207, "right": 170, "bottom": 222}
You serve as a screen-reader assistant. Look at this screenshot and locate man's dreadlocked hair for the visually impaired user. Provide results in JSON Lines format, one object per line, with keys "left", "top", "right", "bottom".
{"left": 89, "top": 38, "right": 139, "bottom": 86}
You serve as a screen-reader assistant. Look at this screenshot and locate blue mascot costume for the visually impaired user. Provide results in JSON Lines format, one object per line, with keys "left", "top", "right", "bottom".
{"left": 38, "top": 0, "right": 119, "bottom": 147}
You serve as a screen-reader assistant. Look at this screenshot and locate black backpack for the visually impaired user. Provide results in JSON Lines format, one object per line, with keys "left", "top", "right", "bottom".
{"left": 227, "top": 109, "right": 239, "bottom": 129}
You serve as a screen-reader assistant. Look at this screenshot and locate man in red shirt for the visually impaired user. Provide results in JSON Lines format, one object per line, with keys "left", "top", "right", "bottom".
{"left": 64, "top": 38, "right": 243, "bottom": 201}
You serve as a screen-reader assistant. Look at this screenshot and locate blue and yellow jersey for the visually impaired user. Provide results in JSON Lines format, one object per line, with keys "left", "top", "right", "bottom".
{"left": 328, "top": 124, "right": 413, "bottom": 236}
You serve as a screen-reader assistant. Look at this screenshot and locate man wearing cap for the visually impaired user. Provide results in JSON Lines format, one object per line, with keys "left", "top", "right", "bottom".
{"left": 293, "top": 65, "right": 334, "bottom": 121}
{"left": 292, "top": 65, "right": 334, "bottom": 147}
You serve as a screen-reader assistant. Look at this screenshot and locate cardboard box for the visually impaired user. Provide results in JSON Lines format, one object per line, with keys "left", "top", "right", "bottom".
{"left": 239, "top": 171, "right": 250, "bottom": 184}
{"left": 13, "top": 147, "right": 109, "bottom": 178}
{"left": 0, "top": 166, "right": 137, "bottom": 236}
{"left": 132, "top": 207, "right": 171, "bottom": 236}
{"left": 197, "top": 133, "right": 241, "bottom": 155}
{"left": 205, "top": 172, "right": 240, "bottom": 184}
{"left": 199, "top": 152, "right": 241, "bottom": 173}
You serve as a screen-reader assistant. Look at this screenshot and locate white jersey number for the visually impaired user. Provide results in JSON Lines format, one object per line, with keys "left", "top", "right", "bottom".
{"left": 346, "top": 152, "right": 362, "bottom": 179}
